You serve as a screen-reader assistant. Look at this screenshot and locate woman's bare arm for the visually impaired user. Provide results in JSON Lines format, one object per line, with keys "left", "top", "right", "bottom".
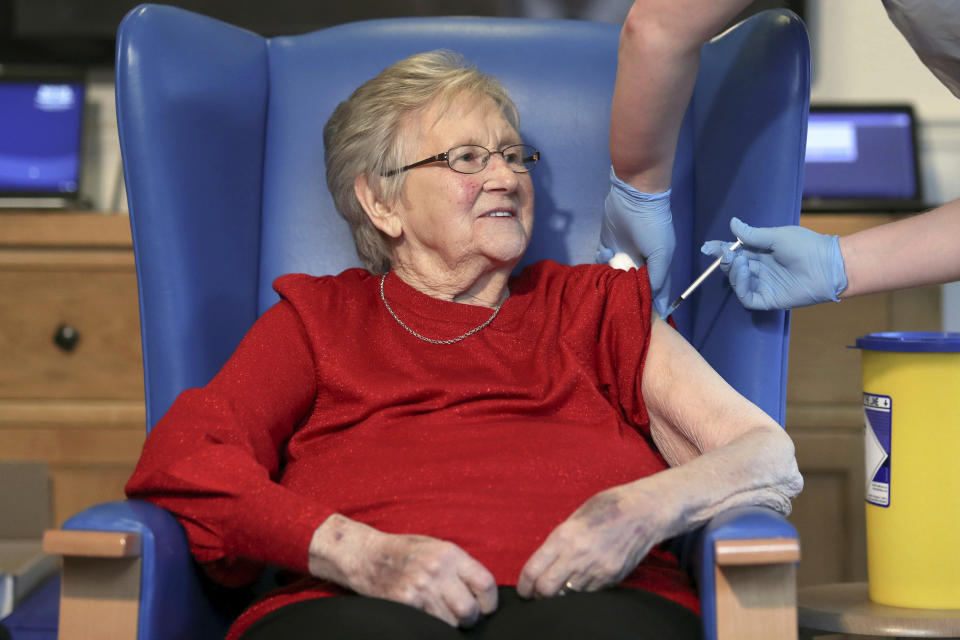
{"left": 517, "top": 313, "right": 801, "bottom": 598}
{"left": 642, "top": 315, "right": 802, "bottom": 534}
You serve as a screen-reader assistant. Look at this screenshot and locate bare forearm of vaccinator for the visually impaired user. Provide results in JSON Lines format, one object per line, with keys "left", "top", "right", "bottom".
{"left": 609, "top": 0, "right": 753, "bottom": 191}
{"left": 609, "top": 13, "right": 698, "bottom": 191}
{"left": 839, "top": 199, "right": 960, "bottom": 298}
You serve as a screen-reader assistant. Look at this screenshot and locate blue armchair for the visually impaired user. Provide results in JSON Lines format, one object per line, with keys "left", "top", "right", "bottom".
{"left": 42, "top": 5, "right": 808, "bottom": 640}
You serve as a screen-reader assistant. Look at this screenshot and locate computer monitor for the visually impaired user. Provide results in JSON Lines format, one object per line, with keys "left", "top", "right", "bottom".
{"left": 802, "top": 104, "right": 927, "bottom": 213}
{"left": 0, "top": 70, "right": 86, "bottom": 208}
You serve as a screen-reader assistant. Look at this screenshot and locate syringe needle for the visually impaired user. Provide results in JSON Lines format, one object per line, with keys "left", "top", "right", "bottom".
{"left": 661, "top": 238, "right": 742, "bottom": 319}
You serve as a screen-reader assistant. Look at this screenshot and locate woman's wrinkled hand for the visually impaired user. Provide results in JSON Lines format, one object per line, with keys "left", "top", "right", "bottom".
{"left": 516, "top": 484, "right": 667, "bottom": 599}
{"left": 309, "top": 516, "right": 498, "bottom": 627}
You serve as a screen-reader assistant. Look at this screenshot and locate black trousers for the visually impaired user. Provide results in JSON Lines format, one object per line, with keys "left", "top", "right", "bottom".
{"left": 240, "top": 587, "right": 700, "bottom": 640}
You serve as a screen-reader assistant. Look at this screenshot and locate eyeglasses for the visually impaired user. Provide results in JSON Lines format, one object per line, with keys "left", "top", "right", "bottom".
{"left": 382, "top": 144, "right": 540, "bottom": 177}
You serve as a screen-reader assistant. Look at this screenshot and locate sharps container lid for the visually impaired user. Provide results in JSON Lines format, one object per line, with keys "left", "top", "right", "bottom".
{"left": 854, "top": 331, "right": 960, "bottom": 353}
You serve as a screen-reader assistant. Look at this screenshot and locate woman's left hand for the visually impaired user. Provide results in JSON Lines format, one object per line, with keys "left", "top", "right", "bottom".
{"left": 515, "top": 482, "right": 668, "bottom": 598}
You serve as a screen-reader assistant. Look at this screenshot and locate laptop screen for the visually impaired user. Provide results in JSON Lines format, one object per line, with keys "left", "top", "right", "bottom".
{"left": 802, "top": 105, "right": 924, "bottom": 212}
{"left": 0, "top": 76, "right": 85, "bottom": 203}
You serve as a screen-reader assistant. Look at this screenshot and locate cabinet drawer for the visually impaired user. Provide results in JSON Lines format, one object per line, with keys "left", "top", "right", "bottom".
{"left": 0, "top": 263, "right": 143, "bottom": 400}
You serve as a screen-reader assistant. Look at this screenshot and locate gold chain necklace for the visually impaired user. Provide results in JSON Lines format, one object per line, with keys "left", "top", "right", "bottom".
{"left": 380, "top": 274, "right": 503, "bottom": 345}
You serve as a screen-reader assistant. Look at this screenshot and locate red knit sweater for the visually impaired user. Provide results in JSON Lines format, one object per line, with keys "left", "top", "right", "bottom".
{"left": 126, "top": 260, "right": 698, "bottom": 639}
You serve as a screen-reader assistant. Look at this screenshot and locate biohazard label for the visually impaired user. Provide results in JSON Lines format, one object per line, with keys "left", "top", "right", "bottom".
{"left": 864, "top": 393, "right": 892, "bottom": 507}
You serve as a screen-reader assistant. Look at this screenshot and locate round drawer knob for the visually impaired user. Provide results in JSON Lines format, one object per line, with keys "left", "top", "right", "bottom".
{"left": 53, "top": 324, "right": 81, "bottom": 352}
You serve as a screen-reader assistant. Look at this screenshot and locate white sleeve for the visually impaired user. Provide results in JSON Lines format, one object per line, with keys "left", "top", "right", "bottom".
{"left": 883, "top": 0, "right": 960, "bottom": 99}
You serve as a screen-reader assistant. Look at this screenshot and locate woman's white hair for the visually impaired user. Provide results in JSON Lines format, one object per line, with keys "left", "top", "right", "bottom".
{"left": 323, "top": 50, "right": 520, "bottom": 273}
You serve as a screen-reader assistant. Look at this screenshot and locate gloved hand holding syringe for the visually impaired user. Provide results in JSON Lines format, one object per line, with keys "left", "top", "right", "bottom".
{"left": 660, "top": 238, "right": 742, "bottom": 319}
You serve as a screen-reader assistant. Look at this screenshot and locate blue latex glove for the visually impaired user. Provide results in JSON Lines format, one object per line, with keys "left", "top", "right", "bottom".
{"left": 597, "top": 167, "right": 675, "bottom": 316}
{"left": 700, "top": 217, "right": 848, "bottom": 310}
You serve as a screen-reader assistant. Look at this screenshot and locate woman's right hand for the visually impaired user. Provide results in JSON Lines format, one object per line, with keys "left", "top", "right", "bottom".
{"left": 308, "top": 514, "right": 498, "bottom": 627}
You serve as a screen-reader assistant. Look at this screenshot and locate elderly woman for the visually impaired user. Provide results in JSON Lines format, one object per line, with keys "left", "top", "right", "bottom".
{"left": 126, "top": 48, "right": 802, "bottom": 640}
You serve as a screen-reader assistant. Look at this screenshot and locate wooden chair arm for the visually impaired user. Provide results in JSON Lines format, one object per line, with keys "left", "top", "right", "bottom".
{"left": 42, "top": 529, "right": 142, "bottom": 640}
{"left": 715, "top": 537, "right": 801, "bottom": 566}
{"left": 713, "top": 537, "right": 800, "bottom": 640}
{"left": 43, "top": 530, "right": 142, "bottom": 558}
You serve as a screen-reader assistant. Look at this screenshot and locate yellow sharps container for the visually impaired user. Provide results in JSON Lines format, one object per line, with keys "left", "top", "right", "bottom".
{"left": 854, "top": 332, "right": 960, "bottom": 609}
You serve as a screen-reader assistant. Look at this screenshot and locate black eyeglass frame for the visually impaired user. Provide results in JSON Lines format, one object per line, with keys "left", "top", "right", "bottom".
{"left": 381, "top": 143, "right": 540, "bottom": 177}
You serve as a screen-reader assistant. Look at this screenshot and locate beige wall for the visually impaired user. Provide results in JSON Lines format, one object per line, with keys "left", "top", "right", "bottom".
{"left": 80, "top": 68, "right": 125, "bottom": 215}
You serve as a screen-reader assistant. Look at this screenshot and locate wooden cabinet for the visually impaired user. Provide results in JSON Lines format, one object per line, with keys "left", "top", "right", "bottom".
{"left": 0, "top": 213, "right": 146, "bottom": 526}
{"left": 785, "top": 214, "right": 942, "bottom": 590}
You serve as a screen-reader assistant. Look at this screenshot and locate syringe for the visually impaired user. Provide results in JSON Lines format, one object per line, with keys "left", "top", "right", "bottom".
{"left": 661, "top": 238, "right": 743, "bottom": 319}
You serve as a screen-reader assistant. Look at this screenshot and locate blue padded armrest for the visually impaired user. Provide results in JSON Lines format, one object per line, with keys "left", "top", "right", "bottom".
{"left": 65, "top": 501, "right": 793, "bottom": 640}
{"left": 685, "top": 506, "right": 798, "bottom": 640}
{"left": 62, "top": 500, "right": 235, "bottom": 640}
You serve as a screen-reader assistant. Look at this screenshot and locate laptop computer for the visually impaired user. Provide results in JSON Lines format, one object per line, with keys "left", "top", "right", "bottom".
{"left": 802, "top": 104, "right": 929, "bottom": 213}
{"left": 0, "top": 69, "right": 87, "bottom": 209}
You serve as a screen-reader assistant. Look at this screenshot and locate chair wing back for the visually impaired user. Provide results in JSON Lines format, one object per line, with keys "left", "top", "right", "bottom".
{"left": 116, "top": 7, "right": 268, "bottom": 429}
{"left": 116, "top": 5, "right": 808, "bottom": 431}
{"left": 676, "top": 11, "right": 809, "bottom": 424}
